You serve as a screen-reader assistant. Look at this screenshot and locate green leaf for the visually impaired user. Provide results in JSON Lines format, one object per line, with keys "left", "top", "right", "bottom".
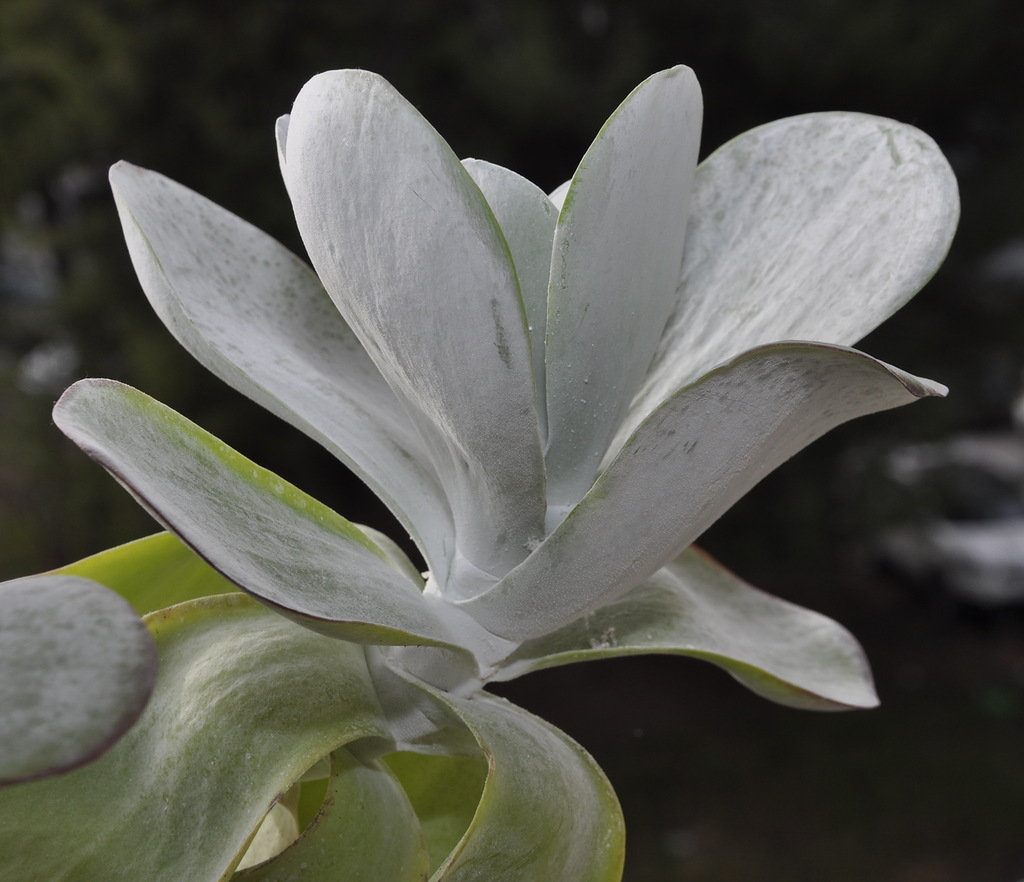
{"left": 465, "top": 342, "right": 945, "bottom": 640}
{"left": 625, "top": 111, "right": 959, "bottom": 440}
{"left": 385, "top": 751, "right": 488, "bottom": 875}
{"left": 53, "top": 531, "right": 238, "bottom": 615}
{"left": 236, "top": 793, "right": 301, "bottom": 871}
{"left": 367, "top": 658, "right": 623, "bottom": 879}
{"left": 423, "top": 689, "right": 625, "bottom": 881}
{"left": 283, "top": 69, "right": 546, "bottom": 594}
{"left": 462, "top": 158, "right": 558, "bottom": 440}
{"left": 53, "top": 378, "right": 465, "bottom": 650}
{"left": 0, "top": 575, "right": 156, "bottom": 785}
{"left": 108, "top": 162, "right": 453, "bottom": 585}
{"left": 0, "top": 594, "right": 391, "bottom": 881}
{"left": 494, "top": 546, "right": 877, "bottom": 710}
{"left": 544, "top": 65, "right": 703, "bottom": 519}
{"left": 236, "top": 747, "right": 430, "bottom": 881}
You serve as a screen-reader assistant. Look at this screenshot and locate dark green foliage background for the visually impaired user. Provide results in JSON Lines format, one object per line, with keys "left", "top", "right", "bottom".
{"left": 2, "top": 2, "right": 1023, "bottom": 879}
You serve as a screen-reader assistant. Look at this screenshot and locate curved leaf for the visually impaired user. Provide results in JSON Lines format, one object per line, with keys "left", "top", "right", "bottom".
{"left": 236, "top": 794, "right": 301, "bottom": 871}
{"left": 424, "top": 689, "right": 625, "bottom": 881}
{"left": 236, "top": 747, "right": 430, "bottom": 881}
{"left": 626, "top": 111, "right": 959, "bottom": 440}
{"left": 109, "top": 162, "right": 454, "bottom": 583}
{"left": 53, "top": 378, "right": 464, "bottom": 650}
{"left": 0, "top": 594, "right": 391, "bottom": 881}
{"left": 465, "top": 342, "right": 945, "bottom": 640}
{"left": 0, "top": 575, "right": 156, "bottom": 785}
{"left": 283, "top": 69, "right": 546, "bottom": 595}
{"left": 494, "top": 546, "right": 877, "bottom": 710}
{"left": 385, "top": 751, "right": 488, "bottom": 875}
{"left": 544, "top": 65, "right": 703, "bottom": 520}
{"left": 54, "top": 531, "right": 238, "bottom": 615}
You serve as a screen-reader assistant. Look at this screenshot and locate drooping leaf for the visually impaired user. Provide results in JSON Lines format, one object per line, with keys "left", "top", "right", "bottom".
{"left": 0, "top": 594, "right": 391, "bottom": 881}
{"left": 108, "top": 161, "right": 454, "bottom": 585}
{"left": 54, "top": 531, "right": 237, "bottom": 615}
{"left": 53, "top": 378, "right": 467, "bottom": 650}
{"left": 465, "top": 342, "right": 945, "bottom": 640}
{"left": 0, "top": 575, "right": 156, "bottom": 785}
{"left": 283, "top": 69, "right": 546, "bottom": 593}
{"left": 236, "top": 747, "right": 430, "bottom": 881}
{"left": 624, "top": 111, "right": 959, "bottom": 440}
{"left": 544, "top": 65, "right": 703, "bottom": 520}
{"left": 494, "top": 546, "right": 877, "bottom": 710}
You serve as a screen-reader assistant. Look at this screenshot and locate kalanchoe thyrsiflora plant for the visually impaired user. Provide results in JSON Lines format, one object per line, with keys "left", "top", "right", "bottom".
{"left": 0, "top": 66, "right": 958, "bottom": 879}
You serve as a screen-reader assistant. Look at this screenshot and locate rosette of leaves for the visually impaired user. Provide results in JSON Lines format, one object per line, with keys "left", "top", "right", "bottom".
{"left": 0, "top": 66, "right": 958, "bottom": 879}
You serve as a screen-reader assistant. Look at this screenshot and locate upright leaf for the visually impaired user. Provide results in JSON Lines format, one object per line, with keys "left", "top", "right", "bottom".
{"left": 283, "top": 69, "right": 546, "bottom": 594}
{"left": 462, "top": 159, "right": 558, "bottom": 441}
{"left": 544, "top": 65, "right": 703, "bottom": 520}
{"left": 109, "top": 162, "right": 454, "bottom": 584}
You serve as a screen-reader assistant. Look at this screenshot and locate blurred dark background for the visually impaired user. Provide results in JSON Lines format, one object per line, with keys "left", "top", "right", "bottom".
{"left": 2, "top": 1, "right": 1023, "bottom": 879}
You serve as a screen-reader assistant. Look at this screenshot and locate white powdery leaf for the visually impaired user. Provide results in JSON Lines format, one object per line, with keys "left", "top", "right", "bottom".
{"left": 282, "top": 69, "right": 547, "bottom": 594}
{"left": 544, "top": 65, "right": 703, "bottom": 519}
{"left": 624, "top": 112, "right": 958, "bottom": 442}
{"left": 109, "top": 162, "right": 455, "bottom": 585}
{"left": 464, "top": 342, "right": 945, "bottom": 640}
{"left": 0, "top": 575, "right": 156, "bottom": 785}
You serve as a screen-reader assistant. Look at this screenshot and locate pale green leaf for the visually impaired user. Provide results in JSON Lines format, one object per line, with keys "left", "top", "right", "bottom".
{"left": 0, "top": 594, "right": 391, "bottom": 881}
{"left": 494, "top": 546, "right": 877, "bottom": 710}
{"left": 463, "top": 158, "right": 558, "bottom": 440}
{"left": 236, "top": 796, "right": 301, "bottom": 871}
{"left": 236, "top": 747, "right": 430, "bottom": 881}
{"left": 108, "top": 162, "right": 454, "bottom": 585}
{"left": 465, "top": 342, "right": 945, "bottom": 640}
{"left": 385, "top": 751, "right": 488, "bottom": 875}
{"left": 53, "top": 379, "right": 464, "bottom": 650}
{"left": 544, "top": 65, "right": 703, "bottom": 521}
{"left": 283, "top": 69, "right": 546, "bottom": 595}
{"left": 625, "top": 112, "right": 959, "bottom": 441}
{"left": 54, "top": 531, "right": 238, "bottom": 615}
{"left": 367, "top": 645, "right": 499, "bottom": 755}
{"left": 371, "top": 667, "right": 624, "bottom": 879}
{"left": 425, "top": 689, "right": 625, "bottom": 881}
{"left": 0, "top": 575, "right": 156, "bottom": 785}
